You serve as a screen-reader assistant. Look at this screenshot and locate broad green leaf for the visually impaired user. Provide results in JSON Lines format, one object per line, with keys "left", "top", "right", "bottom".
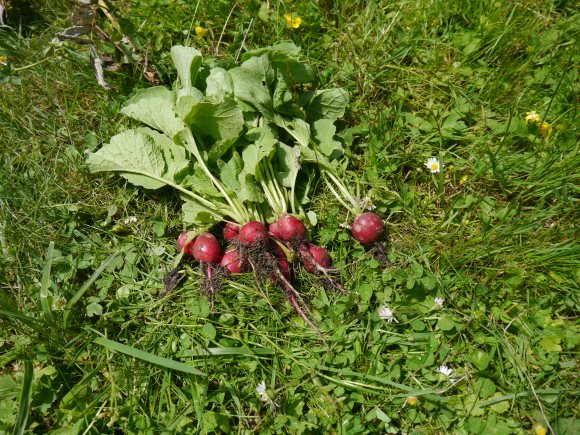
{"left": 230, "top": 56, "right": 275, "bottom": 119}
{"left": 94, "top": 336, "right": 205, "bottom": 376}
{"left": 241, "top": 127, "right": 277, "bottom": 176}
{"left": 358, "top": 283, "right": 373, "bottom": 301}
{"left": 207, "top": 135, "right": 241, "bottom": 165}
{"left": 437, "top": 316, "right": 456, "bottom": 331}
{"left": 273, "top": 70, "right": 293, "bottom": 111}
{"left": 206, "top": 67, "right": 234, "bottom": 99}
{"left": 242, "top": 42, "right": 315, "bottom": 84}
{"left": 86, "top": 301, "right": 102, "bottom": 317}
{"left": 181, "top": 163, "right": 221, "bottom": 198}
{"left": 182, "top": 198, "right": 222, "bottom": 226}
{"left": 242, "top": 41, "right": 302, "bottom": 60}
{"left": 279, "top": 117, "right": 310, "bottom": 148}
{"left": 143, "top": 128, "right": 190, "bottom": 182}
{"left": 171, "top": 45, "right": 203, "bottom": 92}
{"left": 121, "top": 87, "right": 184, "bottom": 138}
{"left": 237, "top": 173, "right": 263, "bottom": 203}
{"left": 175, "top": 88, "right": 204, "bottom": 120}
{"left": 312, "top": 119, "right": 343, "bottom": 157}
{"left": 218, "top": 152, "right": 243, "bottom": 193}
{"left": 87, "top": 128, "right": 186, "bottom": 190}
{"left": 489, "top": 393, "right": 510, "bottom": 414}
{"left": 299, "top": 148, "right": 332, "bottom": 171}
{"left": 469, "top": 349, "right": 491, "bottom": 370}
{"left": 475, "top": 378, "right": 496, "bottom": 399}
{"left": 304, "top": 88, "right": 349, "bottom": 123}
{"left": 278, "top": 60, "right": 315, "bottom": 84}
{"left": 463, "top": 395, "right": 485, "bottom": 417}
{"left": 274, "top": 143, "right": 300, "bottom": 188}
{"left": 202, "top": 323, "right": 216, "bottom": 340}
{"left": 539, "top": 335, "right": 562, "bottom": 352}
{"left": 183, "top": 97, "right": 244, "bottom": 141}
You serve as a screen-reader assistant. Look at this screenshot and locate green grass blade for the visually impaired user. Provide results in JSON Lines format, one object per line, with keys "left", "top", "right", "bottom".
{"left": 93, "top": 337, "right": 205, "bottom": 377}
{"left": 175, "top": 346, "right": 275, "bottom": 358}
{"left": 39, "top": 241, "right": 54, "bottom": 322}
{"left": 12, "top": 360, "right": 33, "bottom": 435}
{"left": 0, "top": 293, "right": 44, "bottom": 333}
{"left": 63, "top": 251, "right": 119, "bottom": 327}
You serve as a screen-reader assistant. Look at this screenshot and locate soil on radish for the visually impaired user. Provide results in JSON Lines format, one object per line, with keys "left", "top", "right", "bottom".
{"left": 201, "top": 262, "right": 230, "bottom": 298}
{"left": 368, "top": 240, "right": 390, "bottom": 267}
{"left": 162, "top": 256, "right": 191, "bottom": 296}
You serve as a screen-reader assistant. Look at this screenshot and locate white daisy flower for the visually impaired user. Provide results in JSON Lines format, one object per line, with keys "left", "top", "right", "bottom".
{"left": 359, "top": 196, "right": 376, "bottom": 211}
{"left": 425, "top": 158, "right": 441, "bottom": 173}
{"left": 378, "top": 306, "right": 398, "bottom": 323}
{"left": 436, "top": 364, "right": 453, "bottom": 378}
{"left": 434, "top": 297, "right": 445, "bottom": 309}
{"left": 123, "top": 216, "right": 138, "bottom": 225}
{"left": 256, "top": 381, "right": 278, "bottom": 409}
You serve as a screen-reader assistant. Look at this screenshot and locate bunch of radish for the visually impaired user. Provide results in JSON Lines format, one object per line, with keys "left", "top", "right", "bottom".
{"left": 88, "top": 43, "right": 389, "bottom": 334}
{"left": 174, "top": 214, "right": 344, "bottom": 334}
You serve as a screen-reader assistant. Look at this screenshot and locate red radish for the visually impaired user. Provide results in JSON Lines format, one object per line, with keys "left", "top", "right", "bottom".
{"left": 276, "top": 214, "right": 306, "bottom": 241}
{"left": 238, "top": 221, "right": 268, "bottom": 245}
{"left": 268, "top": 220, "right": 281, "bottom": 239}
{"left": 177, "top": 231, "right": 196, "bottom": 255}
{"left": 351, "top": 212, "right": 383, "bottom": 245}
{"left": 223, "top": 222, "right": 240, "bottom": 241}
{"left": 220, "top": 247, "right": 243, "bottom": 273}
{"left": 192, "top": 233, "right": 222, "bottom": 263}
{"left": 299, "top": 243, "right": 331, "bottom": 273}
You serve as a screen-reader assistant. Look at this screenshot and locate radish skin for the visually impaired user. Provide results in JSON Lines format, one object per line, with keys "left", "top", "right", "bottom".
{"left": 220, "top": 247, "right": 243, "bottom": 273}
{"left": 299, "top": 243, "right": 332, "bottom": 273}
{"left": 276, "top": 214, "right": 306, "bottom": 241}
{"left": 177, "top": 231, "right": 196, "bottom": 256}
{"left": 351, "top": 212, "right": 383, "bottom": 245}
{"left": 239, "top": 221, "right": 268, "bottom": 245}
{"left": 223, "top": 223, "right": 240, "bottom": 241}
{"left": 268, "top": 220, "right": 282, "bottom": 239}
{"left": 192, "top": 233, "right": 222, "bottom": 263}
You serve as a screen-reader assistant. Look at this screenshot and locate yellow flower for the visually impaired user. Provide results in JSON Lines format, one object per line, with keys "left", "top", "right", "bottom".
{"left": 195, "top": 26, "right": 207, "bottom": 38}
{"left": 460, "top": 175, "right": 468, "bottom": 184}
{"left": 405, "top": 396, "right": 418, "bottom": 406}
{"left": 525, "top": 110, "right": 541, "bottom": 124}
{"left": 532, "top": 423, "right": 546, "bottom": 435}
{"left": 0, "top": 55, "right": 6, "bottom": 64}
{"left": 284, "top": 13, "right": 302, "bottom": 29}
{"left": 538, "top": 121, "right": 552, "bottom": 140}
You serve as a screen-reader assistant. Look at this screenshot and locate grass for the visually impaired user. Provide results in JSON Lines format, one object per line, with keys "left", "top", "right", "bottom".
{"left": 0, "top": 0, "right": 578, "bottom": 433}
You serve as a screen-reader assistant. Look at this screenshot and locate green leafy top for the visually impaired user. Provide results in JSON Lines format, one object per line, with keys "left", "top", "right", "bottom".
{"left": 87, "top": 42, "right": 350, "bottom": 227}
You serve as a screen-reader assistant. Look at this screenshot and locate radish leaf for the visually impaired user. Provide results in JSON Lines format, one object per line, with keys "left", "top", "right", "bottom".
{"left": 182, "top": 96, "right": 244, "bottom": 141}
{"left": 312, "top": 119, "right": 343, "bottom": 158}
{"left": 121, "top": 87, "right": 184, "bottom": 138}
{"left": 171, "top": 45, "right": 203, "bottom": 92}
{"left": 87, "top": 128, "right": 187, "bottom": 190}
